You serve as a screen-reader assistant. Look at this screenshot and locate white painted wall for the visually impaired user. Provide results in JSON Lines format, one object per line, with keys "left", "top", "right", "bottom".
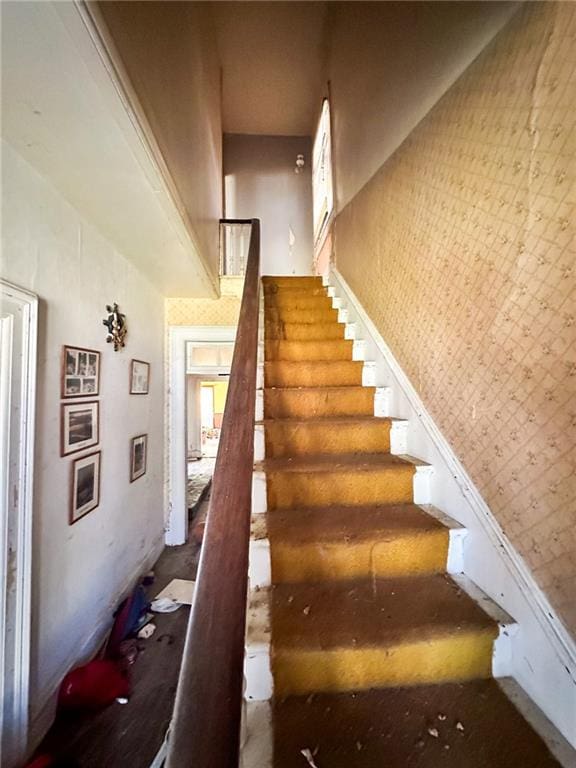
{"left": 1, "top": 1, "right": 217, "bottom": 298}
{"left": 224, "top": 134, "right": 313, "bottom": 276}
{"left": 98, "top": 0, "right": 223, "bottom": 280}
{"left": 1, "top": 140, "right": 166, "bottom": 746}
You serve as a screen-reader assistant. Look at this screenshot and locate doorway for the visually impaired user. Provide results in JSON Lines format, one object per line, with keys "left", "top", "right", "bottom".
{"left": 0, "top": 280, "right": 37, "bottom": 768}
{"left": 186, "top": 375, "right": 230, "bottom": 512}
{"left": 166, "top": 326, "right": 236, "bottom": 546}
{"left": 198, "top": 379, "right": 229, "bottom": 458}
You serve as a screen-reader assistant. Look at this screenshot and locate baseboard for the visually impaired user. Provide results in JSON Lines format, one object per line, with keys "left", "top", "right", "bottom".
{"left": 328, "top": 266, "right": 576, "bottom": 750}
{"left": 27, "top": 535, "right": 164, "bottom": 755}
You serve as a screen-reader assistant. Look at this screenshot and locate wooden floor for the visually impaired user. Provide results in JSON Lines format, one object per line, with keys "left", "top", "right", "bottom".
{"left": 38, "top": 503, "right": 205, "bottom": 768}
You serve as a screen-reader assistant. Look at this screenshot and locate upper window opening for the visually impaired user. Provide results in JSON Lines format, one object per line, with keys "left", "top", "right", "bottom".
{"left": 312, "top": 99, "right": 334, "bottom": 248}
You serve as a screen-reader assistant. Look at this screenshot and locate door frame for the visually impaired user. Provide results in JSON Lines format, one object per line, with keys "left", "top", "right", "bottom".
{"left": 166, "top": 326, "right": 236, "bottom": 546}
{"left": 0, "top": 280, "right": 38, "bottom": 767}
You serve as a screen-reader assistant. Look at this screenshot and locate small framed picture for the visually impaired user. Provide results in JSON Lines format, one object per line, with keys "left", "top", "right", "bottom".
{"left": 62, "top": 346, "right": 101, "bottom": 398}
{"left": 70, "top": 451, "right": 101, "bottom": 524}
{"left": 130, "top": 359, "right": 150, "bottom": 395}
{"left": 130, "top": 434, "right": 148, "bottom": 482}
{"left": 61, "top": 401, "right": 99, "bottom": 456}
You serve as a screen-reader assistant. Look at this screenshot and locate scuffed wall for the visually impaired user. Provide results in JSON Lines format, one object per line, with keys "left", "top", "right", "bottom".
{"left": 99, "top": 1, "right": 223, "bottom": 280}
{"left": 334, "top": 4, "right": 576, "bottom": 633}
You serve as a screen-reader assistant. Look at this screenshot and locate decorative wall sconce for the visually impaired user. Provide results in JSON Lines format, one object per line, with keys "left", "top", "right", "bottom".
{"left": 103, "top": 303, "right": 127, "bottom": 351}
{"left": 294, "top": 154, "right": 305, "bottom": 174}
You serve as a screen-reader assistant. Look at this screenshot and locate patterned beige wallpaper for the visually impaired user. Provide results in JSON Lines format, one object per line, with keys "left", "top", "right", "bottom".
{"left": 166, "top": 296, "right": 241, "bottom": 326}
{"left": 334, "top": 4, "right": 575, "bottom": 634}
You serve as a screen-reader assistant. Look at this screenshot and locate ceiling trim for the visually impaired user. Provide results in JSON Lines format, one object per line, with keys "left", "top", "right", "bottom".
{"left": 75, "top": 0, "right": 220, "bottom": 296}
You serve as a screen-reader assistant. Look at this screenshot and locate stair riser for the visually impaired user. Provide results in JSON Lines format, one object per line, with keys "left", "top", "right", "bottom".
{"left": 265, "top": 308, "right": 339, "bottom": 324}
{"left": 265, "top": 389, "right": 374, "bottom": 419}
{"left": 263, "top": 288, "right": 328, "bottom": 299}
{"left": 270, "top": 530, "right": 449, "bottom": 582}
{"left": 265, "top": 296, "right": 333, "bottom": 312}
{"left": 262, "top": 277, "right": 323, "bottom": 291}
{"left": 264, "top": 421, "right": 391, "bottom": 456}
{"left": 265, "top": 340, "right": 353, "bottom": 362}
{"left": 265, "top": 322, "right": 344, "bottom": 341}
{"left": 272, "top": 631, "right": 496, "bottom": 695}
{"left": 265, "top": 362, "right": 364, "bottom": 388}
{"left": 266, "top": 467, "right": 415, "bottom": 508}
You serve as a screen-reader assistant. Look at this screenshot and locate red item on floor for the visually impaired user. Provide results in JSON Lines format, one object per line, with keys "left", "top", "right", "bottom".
{"left": 24, "top": 757, "right": 54, "bottom": 768}
{"left": 58, "top": 659, "right": 129, "bottom": 710}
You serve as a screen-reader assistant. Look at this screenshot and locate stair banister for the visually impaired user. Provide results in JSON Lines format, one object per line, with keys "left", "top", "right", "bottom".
{"left": 166, "top": 218, "right": 261, "bottom": 768}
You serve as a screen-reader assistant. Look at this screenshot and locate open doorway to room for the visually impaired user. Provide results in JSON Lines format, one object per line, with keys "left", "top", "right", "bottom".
{"left": 185, "top": 342, "right": 233, "bottom": 515}
{"left": 167, "top": 327, "right": 236, "bottom": 546}
{"left": 199, "top": 380, "right": 229, "bottom": 457}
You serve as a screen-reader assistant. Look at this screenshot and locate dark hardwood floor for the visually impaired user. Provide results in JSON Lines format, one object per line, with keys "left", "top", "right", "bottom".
{"left": 37, "top": 501, "right": 206, "bottom": 768}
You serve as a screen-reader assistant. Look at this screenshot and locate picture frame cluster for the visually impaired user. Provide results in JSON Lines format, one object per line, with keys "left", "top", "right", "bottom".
{"left": 60, "top": 345, "right": 150, "bottom": 525}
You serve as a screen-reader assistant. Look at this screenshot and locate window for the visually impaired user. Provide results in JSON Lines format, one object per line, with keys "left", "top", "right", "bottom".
{"left": 312, "top": 99, "right": 334, "bottom": 249}
{"left": 186, "top": 343, "right": 234, "bottom": 374}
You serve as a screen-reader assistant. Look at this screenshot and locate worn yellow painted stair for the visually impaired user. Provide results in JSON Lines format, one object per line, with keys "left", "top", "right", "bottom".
{"left": 260, "top": 275, "right": 560, "bottom": 767}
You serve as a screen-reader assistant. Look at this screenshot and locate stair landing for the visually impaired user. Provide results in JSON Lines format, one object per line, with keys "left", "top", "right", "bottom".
{"left": 274, "top": 680, "right": 560, "bottom": 768}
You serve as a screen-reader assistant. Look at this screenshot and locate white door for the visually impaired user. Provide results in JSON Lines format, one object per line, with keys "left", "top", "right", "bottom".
{"left": 0, "top": 281, "right": 37, "bottom": 768}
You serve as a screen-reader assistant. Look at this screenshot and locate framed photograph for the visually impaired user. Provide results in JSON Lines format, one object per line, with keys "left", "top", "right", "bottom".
{"left": 62, "top": 346, "right": 101, "bottom": 398}
{"left": 130, "top": 359, "right": 150, "bottom": 395}
{"left": 70, "top": 451, "right": 101, "bottom": 524}
{"left": 130, "top": 434, "right": 148, "bottom": 482}
{"left": 61, "top": 401, "right": 99, "bottom": 456}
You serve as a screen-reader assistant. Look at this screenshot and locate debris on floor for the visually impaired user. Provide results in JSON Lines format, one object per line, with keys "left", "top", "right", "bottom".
{"left": 300, "top": 747, "right": 320, "bottom": 768}
{"left": 155, "top": 578, "right": 196, "bottom": 605}
{"left": 151, "top": 596, "right": 182, "bottom": 613}
{"left": 187, "top": 457, "right": 215, "bottom": 510}
{"left": 33, "top": 501, "right": 205, "bottom": 767}
{"left": 137, "top": 622, "right": 157, "bottom": 640}
{"left": 58, "top": 659, "right": 130, "bottom": 711}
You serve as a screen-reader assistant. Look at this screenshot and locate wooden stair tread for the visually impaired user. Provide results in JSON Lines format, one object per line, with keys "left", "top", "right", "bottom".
{"left": 260, "top": 452, "right": 418, "bottom": 473}
{"left": 264, "top": 360, "right": 364, "bottom": 387}
{"left": 265, "top": 385, "right": 372, "bottom": 393}
{"left": 262, "top": 276, "right": 323, "bottom": 284}
{"left": 261, "top": 415, "right": 392, "bottom": 426}
{"left": 273, "top": 680, "right": 560, "bottom": 768}
{"left": 267, "top": 503, "right": 446, "bottom": 543}
{"left": 271, "top": 574, "right": 496, "bottom": 650}
{"left": 264, "top": 360, "right": 362, "bottom": 369}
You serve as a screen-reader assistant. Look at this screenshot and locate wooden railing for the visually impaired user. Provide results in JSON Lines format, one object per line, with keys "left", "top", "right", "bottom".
{"left": 165, "top": 219, "right": 261, "bottom": 768}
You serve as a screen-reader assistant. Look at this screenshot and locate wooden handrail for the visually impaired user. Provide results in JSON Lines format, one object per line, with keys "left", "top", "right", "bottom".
{"left": 166, "top": 219, "right": 261, "bottom": 768}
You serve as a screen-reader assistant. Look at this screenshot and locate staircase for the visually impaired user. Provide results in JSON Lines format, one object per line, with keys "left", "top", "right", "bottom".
{"left": 258, "top": 276, "right": 559, "bottom": 767}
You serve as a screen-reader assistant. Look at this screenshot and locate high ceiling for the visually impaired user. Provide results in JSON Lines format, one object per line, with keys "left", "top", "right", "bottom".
{"left": 211, "top": 2, "right": 328, "bottom": 136}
